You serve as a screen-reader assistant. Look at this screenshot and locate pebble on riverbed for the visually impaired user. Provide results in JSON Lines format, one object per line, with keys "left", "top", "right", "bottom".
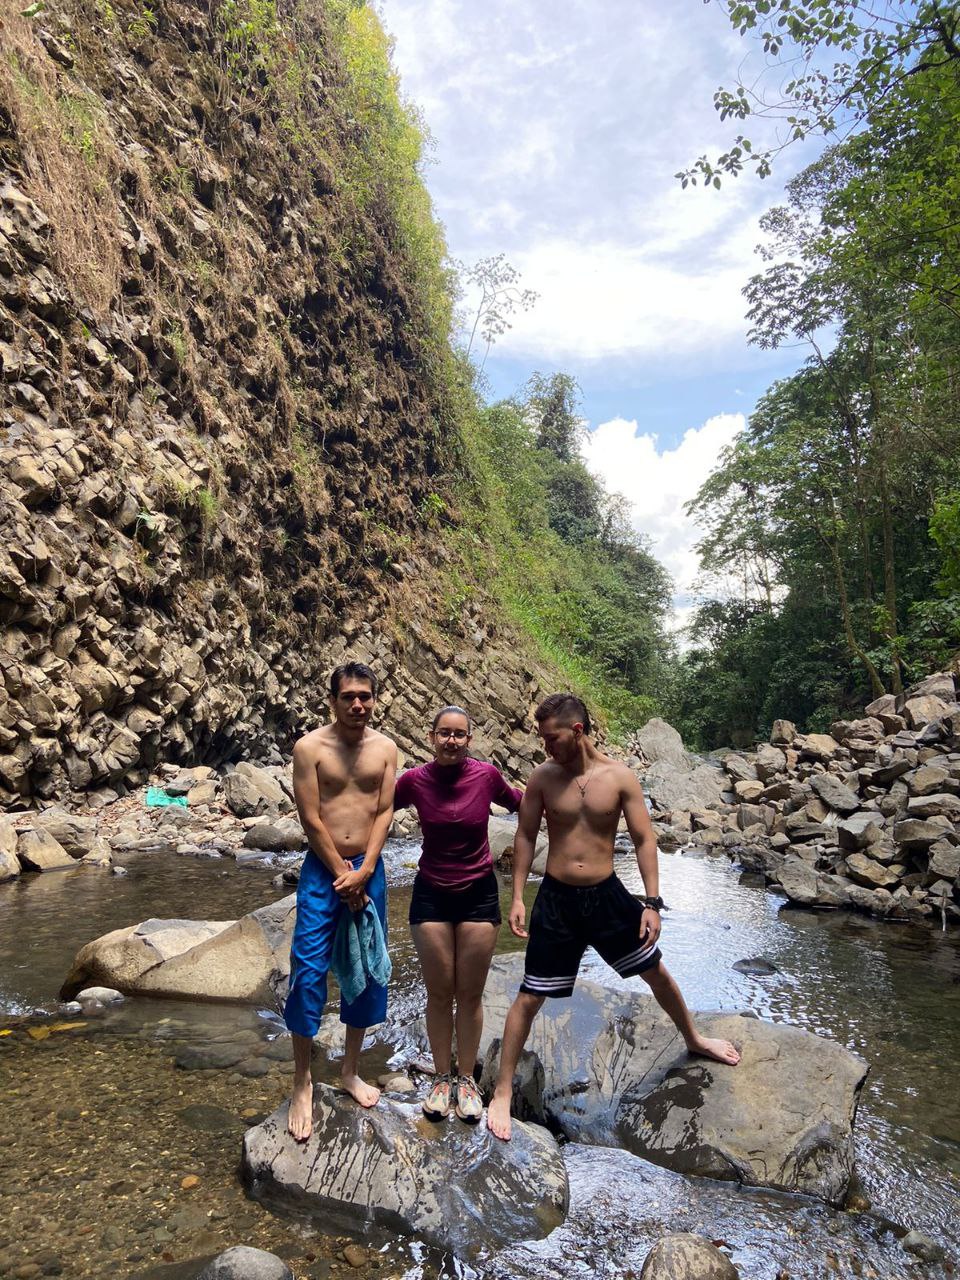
{"left": 197, "top": 1245, "right": 293, "bottom": 1279}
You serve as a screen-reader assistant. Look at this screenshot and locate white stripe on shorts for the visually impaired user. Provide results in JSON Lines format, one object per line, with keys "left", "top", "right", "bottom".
{"left": 611, "top": 941, "right": 659, "bottom": 973}
{"left": 522, "top": 974, "right": 577, "bottom": 991}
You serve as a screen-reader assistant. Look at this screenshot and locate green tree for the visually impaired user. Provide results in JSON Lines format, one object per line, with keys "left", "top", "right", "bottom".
{"left": 681, "top": 1, "right": 960, "bottom": 186}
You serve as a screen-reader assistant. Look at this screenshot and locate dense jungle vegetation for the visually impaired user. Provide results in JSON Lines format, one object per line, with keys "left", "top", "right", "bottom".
{"left": 671, "top": 1, "right": 960, "bottom": 747}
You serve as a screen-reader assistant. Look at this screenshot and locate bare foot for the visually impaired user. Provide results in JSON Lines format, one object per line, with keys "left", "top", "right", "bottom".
{"left": 486, "top": 1092, "right": 513, "bottom": 1141}
{"left": 341, "top": 1073, "right": 381, "bottom": 1108}
{"left": 687, "top": 1035, "right": 741, "bottom": 1065}
{"left": 287, "top": 1077, "right": 314, "bottom": 1142}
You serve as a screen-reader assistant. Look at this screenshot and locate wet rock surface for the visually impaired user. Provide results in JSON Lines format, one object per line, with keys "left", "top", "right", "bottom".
{"left": 241, "top": 1087, "right": 568, "bottom": 1256}
{"left": 640, "top": 1233, "right": 740, "bottom": 1279}
{"left": 477, "top": 956, "right": 867, "bottom": 1204}
{"left": 487, "top": 1144, "right": 918, "bottom": 1280}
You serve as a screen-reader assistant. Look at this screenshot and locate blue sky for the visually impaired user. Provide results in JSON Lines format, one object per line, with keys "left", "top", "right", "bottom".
{"left": 376, "top": 0, "right": 815, "bottom": 614}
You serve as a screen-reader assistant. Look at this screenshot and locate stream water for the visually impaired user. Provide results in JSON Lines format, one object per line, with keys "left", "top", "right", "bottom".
{"left": 1, "top": 841, "right": 958, "bottom": 1280}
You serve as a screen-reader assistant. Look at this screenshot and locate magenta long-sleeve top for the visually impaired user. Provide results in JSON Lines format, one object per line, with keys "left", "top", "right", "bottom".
{"left": 393, "top": 757, "right": 523, "bottom": 890}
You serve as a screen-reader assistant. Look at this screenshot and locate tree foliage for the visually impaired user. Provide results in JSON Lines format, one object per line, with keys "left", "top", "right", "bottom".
{"left": 458, "top": 372, "right": 675, "bottom": 731}
{"left": 680, "top": 1, "right": 960, "bottom": 186}
{"left": 676, "top": 39, "right": 960, "bottom": 746}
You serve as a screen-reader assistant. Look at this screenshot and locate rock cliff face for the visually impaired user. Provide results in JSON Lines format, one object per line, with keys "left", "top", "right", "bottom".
{"left": 0, "top": 0, "right": 550, "bottom": 807}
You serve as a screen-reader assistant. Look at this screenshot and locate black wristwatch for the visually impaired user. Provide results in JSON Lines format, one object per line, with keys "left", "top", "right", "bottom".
{"left": 643, "top": 896, "right": 665, "bottom": 912}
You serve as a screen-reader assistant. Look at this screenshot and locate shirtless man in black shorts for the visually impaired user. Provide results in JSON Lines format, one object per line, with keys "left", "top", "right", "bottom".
{"left": 487, "top": 692, "right": 740, "bottom": 1141}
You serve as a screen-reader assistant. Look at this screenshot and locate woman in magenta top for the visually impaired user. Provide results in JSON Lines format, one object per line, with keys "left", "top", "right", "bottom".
{"left": 394, "top": 705, "right": 522, "bottom": 1123}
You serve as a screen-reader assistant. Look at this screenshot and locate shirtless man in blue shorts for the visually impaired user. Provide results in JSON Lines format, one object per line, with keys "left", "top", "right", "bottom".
{"left": 285, "top": 661, "right": 397, "bottom": 1141}
{"left": 487, "top": 692, "right": 740, "bottom": 1141}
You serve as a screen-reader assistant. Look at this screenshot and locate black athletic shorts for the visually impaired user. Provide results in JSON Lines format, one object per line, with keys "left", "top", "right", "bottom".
{"left": 519, "top": 872, "right": 662, "bottom": 999}
{"left": 408, "top": 869, "right": 502, "bottom": 926}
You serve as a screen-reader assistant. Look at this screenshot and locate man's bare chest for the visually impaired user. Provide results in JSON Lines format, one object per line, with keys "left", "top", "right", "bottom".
{"left": 544, "top": 779, "right": 622, "bottom": 826}
{"left": 316, "top": 746, "right": 384, "bottom": 797}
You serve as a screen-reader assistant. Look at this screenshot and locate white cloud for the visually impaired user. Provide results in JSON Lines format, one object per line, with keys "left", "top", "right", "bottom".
{"left": 497, "top": 237, "right": 759, "bottom": 361}
{"left": 377, "top": 0, "right": 811, "bottom": 370}
{"left": 581, "top": 412, "right": 745, "bottom": 609}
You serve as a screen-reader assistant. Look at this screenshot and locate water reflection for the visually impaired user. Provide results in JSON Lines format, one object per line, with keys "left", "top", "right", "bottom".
{"left": 1, "top": 839, "right": 959, "bottom": 1272}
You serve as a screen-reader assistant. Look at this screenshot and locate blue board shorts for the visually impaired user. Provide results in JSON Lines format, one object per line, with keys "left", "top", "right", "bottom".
{"left": 284, "top": 851, "right": 388, "bottom": 1035}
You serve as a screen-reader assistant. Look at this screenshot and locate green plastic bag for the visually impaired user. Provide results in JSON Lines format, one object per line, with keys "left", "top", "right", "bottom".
{"left": 145, "top": 786, "right": 188, "bottom": 808}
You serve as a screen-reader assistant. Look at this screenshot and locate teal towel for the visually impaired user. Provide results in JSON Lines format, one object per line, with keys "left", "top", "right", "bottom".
{"left": 331, "top": 900, "right": 392, "bottom": 1005}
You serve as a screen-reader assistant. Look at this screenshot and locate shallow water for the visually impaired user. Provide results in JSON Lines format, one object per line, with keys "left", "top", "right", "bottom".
{"left": 1, "top": 840, "right": 958, "bottom": 1278}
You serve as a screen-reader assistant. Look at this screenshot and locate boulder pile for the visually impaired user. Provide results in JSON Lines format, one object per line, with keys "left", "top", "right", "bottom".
{"left": 645, "top": 672, "right": 960, "bottom": 923}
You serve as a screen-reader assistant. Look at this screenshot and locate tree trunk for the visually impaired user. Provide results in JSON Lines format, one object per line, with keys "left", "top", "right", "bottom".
{"left": 824, "top": 530, "right": 885, "bottom": 698}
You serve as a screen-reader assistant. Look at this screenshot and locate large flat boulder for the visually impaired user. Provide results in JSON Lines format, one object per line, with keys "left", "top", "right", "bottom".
{"left": 33, "top": 806, "right": 99, "bottom": 856}
{"left": 476, "top": 955, "right": 867, "bottom": 1205}
{"left": 61, "top": 894, "right": 297, "bottom": 1002}
{"left": 241, "top": 1087, "right": 567, "bottom": 1257}
{"left": 17, "top": 828, "right": 75, "bottom": 872}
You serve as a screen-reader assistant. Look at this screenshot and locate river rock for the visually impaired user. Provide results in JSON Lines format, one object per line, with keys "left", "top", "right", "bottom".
{"left": 34, "top": 807, "right": 99, "bottom": 856}
{"left": 871, "top": 756, "right": 912, "bottom": 787}
{"left": 894, "top": 817, "right": 952, "bottom": 849}
{"left": 770, "top": 719, "right": 796, "bottom": 746}
{"left": 76, "top": 985, "right": 124, "bottom": 1004}
{"left": 837, "top": 813, "right": 884, "bottom": 852}
{"left": 908, "top": 765, "right": 955, "bottom": 796}
{"left": 865, "top": 693, "right": 896, "bottom": 718}
{"left": 241, "top": 1087, "right": 568, "bottom": 1256}
{"left": 489, "top": 815, "right": 549, "bottom": 872}
{"left": 901, "top": 1230, "right": 947, "bottom": 1263}
{"left": 187, "top": 780, "right": 220, "bottom": 806}
{"left": 927, "top": 840, "right": 960, "bottom": 883}
{"left": 902, "top": 694, "right": 951, "bottom": 729}
{"left": 776, "top": 859, "right": 850, "bottom": 907}
{"left": 80, "top": 837, "right": 113, "bottom": 867}
{"left": 634, "top": 718, "right": 687, "bottom": 764}
{"left": 732, "top": 957, "right": 779, "bottom": 976}
{"left": 723, "top": 755, "right": 757, "bottom": 784}
{"left": 798, "top": 733, "right": 840, "bottom": 761}
{"left": 61, "top": 894, "right": 297, "bottom": 1002}
{"left": 906, "top": 792, "right": 960, "bottom": 819}
{"left": 640, "top": 1234, "right": 739, "bottom": 1279}
{"left": 197, "top": 1246, "right": 293, "bottom": 1280}
{"left": 845, "top": 884, "right": 896, "bottom": 916}
{"left": 222, "top": 772, "right": 267, "bottom": 818}
{"left": 809, "top": 773, "right": 861, "bottom": 815}
{"left": 755, "top": 744, "right": 786, "bottom": 782}
{"left": 17, "top": 828, "right": 75, "bottom": 872}
{"left": 242, "top": 818, "right": 306, "bottom": 852}
{"left": 234, "top": 761, "right": 290, "bottom": 808}
{"left": 844, "top": 852, "right": 900, "bottom": 890}
{"left": 643, "top": 758, "right": 724, "bottom": 813}
{"left": 0, "top": 819, "right": 19, "bottom": 881}
{"left": 732, "top": 780, "right": 763, "bottom": 802}
{"left": 477, "top": 956, "right": 866, "bottom": 1204}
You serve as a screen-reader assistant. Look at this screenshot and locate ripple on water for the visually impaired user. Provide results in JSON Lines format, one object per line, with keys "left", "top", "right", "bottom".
{"left": 1, "top": 841, "right": 959, "bottom": 1276}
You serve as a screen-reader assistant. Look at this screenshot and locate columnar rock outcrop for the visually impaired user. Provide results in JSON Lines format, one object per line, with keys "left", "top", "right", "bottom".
{"left": 0, "top": 2, "right": 552, "bottom": 813}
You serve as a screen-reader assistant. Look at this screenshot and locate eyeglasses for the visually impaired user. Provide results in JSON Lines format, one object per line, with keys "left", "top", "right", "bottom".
{"left": 434, "top": 729, "right": 469, "bottom": 741}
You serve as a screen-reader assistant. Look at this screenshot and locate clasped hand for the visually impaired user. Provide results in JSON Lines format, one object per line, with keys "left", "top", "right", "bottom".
{"left": 333, "top": 865, "right": 370, "bottom": 912}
